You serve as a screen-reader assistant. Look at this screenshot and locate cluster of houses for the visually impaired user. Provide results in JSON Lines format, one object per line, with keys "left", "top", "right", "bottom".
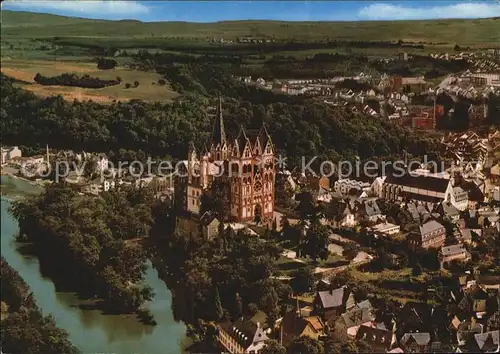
{"left": 436, "top": 72, "right": 499, "bottom": 101}
{"left": 233, "top": 74, "right": 374, "bottom": 97}
{"left": 217, "top": 277, "right": 499, "bottom": 353}
{"left": 1, "top": 146, "right": 22, "bottom": 166}
{"left": 215, "top": 138, "right": 499, "bottom": 351}
{"left": 429, "top": 49, "right": 500, "bottom": 64}
{"left": 276, "top": 129, "right": 500, "bottom": 261}
{"left": 239, "top": 69, "right": 497, "bottom": 133}
{"left": 1, "top": 145, "right": 49, "bottom": 176}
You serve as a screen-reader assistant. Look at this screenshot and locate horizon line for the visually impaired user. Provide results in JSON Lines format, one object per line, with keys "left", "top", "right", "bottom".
{"left": 2, "top": 8, "right": 499, "bottom": 24}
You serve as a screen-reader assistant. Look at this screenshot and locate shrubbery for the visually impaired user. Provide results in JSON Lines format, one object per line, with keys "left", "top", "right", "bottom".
{"left": 34, "top": 72, "right": 119, "bottom": 89}
{"left": 97, "top": 57, "right": 117, "bottom": 70}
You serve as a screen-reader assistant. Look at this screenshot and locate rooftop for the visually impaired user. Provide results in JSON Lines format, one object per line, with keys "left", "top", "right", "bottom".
{"left": 385, "top": 172, "right": 451, "bottom": 194}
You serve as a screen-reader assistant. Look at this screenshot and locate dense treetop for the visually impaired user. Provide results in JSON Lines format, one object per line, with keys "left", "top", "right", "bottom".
{"left": 10, "top": 183, "right": 156, "bottom": 314}
{"left": 1, "top": 73, "right": 439, "bottom": 167}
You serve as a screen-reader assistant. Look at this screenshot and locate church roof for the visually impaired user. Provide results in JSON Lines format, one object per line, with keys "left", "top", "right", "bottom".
{"left": 385, "top": 172, "right": 450, "bottom": 193}
{"left": 234, "top": 126, "right": 250, "bottom": 157}
{"left": 257, "top": 124, "right": 271, "bottom": 151}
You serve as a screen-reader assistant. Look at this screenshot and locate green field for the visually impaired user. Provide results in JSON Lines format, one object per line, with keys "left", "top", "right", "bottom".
{"left": 1, "top": 58, "right": 178, "bottom": 103}
{"left": 1, "top": 10, "right": 499, "bottom": 102}
{"left": 2, "top": 10, "right": 500, "bottom": 46}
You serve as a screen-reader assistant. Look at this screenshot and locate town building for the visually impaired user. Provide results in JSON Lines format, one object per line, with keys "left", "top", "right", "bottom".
{"left": 399, "top": 332, "right": 431, "bottom": 353}
{"left": 452, "top": 187, "right": 469, "bottom": 211}
{"left": 462, "top": 73, "right": 500, "bottom": 87}
{"left": 407, "top": 220, "right": 446, "bottom": 249}
{"left": 356, "top": 324, "right": 395, "bottom": 352}
{"left": 313, "top": 287, "right": 355, "bottom": 322}
{"left": 380, "top": 170, "right": 454, "bottom": 204}
{"left": 490, "top": 164, "right": 500, "bottom": 184}
{"left": 331, "top": 303, "right": 375, "bottom": 340}
{"left": 186, "top": 99, "right": 275, "bottom": 223}
{"left": 217, "top": 311, "right": 270, "bottom": 353}
{"left": 1, "top": 146, "right": 22, "bottom": 165}
{"left": 371, "top": 222, "right": 401, "bottom": 236}
{"left": 334, "top": 179, "right": 370, "bottom": 197}
{"left": 357, "top": 199, "right": 385, "bottom": 223}
{"left": 200, "top": 211, "right": 221, "bottom": 240}
{"left": 473, "top": 331, "right": 499, "bottom": 352}
{"left": 410, "top": 105, "right": 444, "bottom": 130}
{"left": 437, "top": 201, "right": 461, "bottom": 222}
{"left": 280, "top": 311, "right": 325, "bottom": 347}
{"left": 440, "top": 243, "right": 471, "bottom": 266}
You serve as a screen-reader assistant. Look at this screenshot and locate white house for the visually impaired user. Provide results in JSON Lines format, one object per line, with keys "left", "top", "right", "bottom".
{"left": 371, "top": 176, "right": 386, "bottom": 198}
{"left": 1, "top": 146, "right": 22, "bottom": 165}
{"left": 96, "top": 154, "right": 109, "bottom": 172}
{"left": 451, "top": 187, "right": 469, "bottom": 211}
{"left": 493, "top": 187, "right": 500, "bottom": 202}
{"left": 371, "top": 222, "right": 401, "bottom": 236}
{"left": 334, "top": 179, "right": 371, "bottom": 197}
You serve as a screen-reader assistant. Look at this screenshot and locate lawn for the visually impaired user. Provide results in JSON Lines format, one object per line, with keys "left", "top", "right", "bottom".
{"left": 275, "top": 253, "right": 347, "bottom": 276}
{"left": 275, "top": 256, "right": 309, "bottom": 275}
{"left": 1, "top": 58, "right": 178, "bottom": 103}
{"left": 349, "top": 267, "right": 413, "bottom": 282}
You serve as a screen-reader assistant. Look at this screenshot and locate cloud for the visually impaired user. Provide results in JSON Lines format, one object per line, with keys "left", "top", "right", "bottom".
{"left": 5, "top": 0, "right": 150, "bottom": 18}
{"left": 358, "top": 2, "right": 500, "bottom": 20}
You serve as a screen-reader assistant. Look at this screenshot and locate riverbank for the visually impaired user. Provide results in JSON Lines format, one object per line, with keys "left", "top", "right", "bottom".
{"left": 1, "top": 165, "right": 50, "bottom": 188}
{"left": 0, "top": 177, "right": 187, "bottom": 354}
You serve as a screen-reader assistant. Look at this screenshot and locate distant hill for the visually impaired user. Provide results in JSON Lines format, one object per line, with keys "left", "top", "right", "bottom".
{"left": 2, "top": 10, "right": 500, "bottom": 46}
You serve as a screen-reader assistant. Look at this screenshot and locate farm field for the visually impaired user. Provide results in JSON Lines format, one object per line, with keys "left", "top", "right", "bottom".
{"left": 1, "top": 10, "right": 499, "bottom": 103}
{"left": 1, "top": 58, "right": 178, "bottom": 103}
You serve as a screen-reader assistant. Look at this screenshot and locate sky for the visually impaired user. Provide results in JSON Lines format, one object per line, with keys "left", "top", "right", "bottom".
{"left": 2, "top": 0, "right": 500, "bottom": 22}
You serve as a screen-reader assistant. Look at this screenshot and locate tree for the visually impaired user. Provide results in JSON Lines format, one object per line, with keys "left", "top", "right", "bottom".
{"left": 412, "top": 262, "right": 423, "bottom": 276}
{"left": 10, "top": 184, "right": 155, "bottom": 315}
{"left": 290, "top": 268, "right": 315, "bottom": 294}
{"left": 261, "top": 340, "right": 286, "bottom": 354}
{"left": 254, "top": 204, "right": 262, "bottom": 225}
{"left": 97, "top": 57, "right": 117, "bottom": 70}
{"left": 275, "top": 174, "right": 295, "bottom": 207}
{"left": 234, "top": 292, "right": 243, "bottom": 318}
{"left": 375, "top": 246, "right": 390, "bottom": 270}
{"left": 454, "top": 44, "right": 461, "bottom": 51}
{"left": 211, "top": 177, "right": 231, "bottom": 221}
{"left": 296, "top": 191, "right": 317, "bottom": 220}
{"left": 487, "top": 93, "right": 500, "bottom": 126}
{"left": 287, "top": 336, "right": 324, "bottom": 354}
{"left": 125, "top": 82, "right": 131, "bottom": 89}
{"left": 214, "top": 286, "right": 223, "bottom": 320}
{"left": 134, "top": 80, "right": 140, "bottom": 88}
{"left": 301, "top": 220, "right": 329, "bottom": 261}
{"left": 342, "top": 242, "right": 358, "bottom": 261}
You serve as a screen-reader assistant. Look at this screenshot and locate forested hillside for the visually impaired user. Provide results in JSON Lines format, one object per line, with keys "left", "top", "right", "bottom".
{"left": 0, "top": 73, "right": 439, "bottom": 166}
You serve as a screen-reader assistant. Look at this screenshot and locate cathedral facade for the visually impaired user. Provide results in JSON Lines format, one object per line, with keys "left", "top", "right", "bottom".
{"left": 186, "top": 99, "right": 275, "bottom": 223}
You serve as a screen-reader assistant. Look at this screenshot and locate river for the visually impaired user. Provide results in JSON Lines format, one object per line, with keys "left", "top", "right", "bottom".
{"left": 0, "top": 176, "right": 186, "bottom": 354}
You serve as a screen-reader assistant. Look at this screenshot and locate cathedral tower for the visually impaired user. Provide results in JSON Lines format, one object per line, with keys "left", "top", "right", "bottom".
{"left": 186, "top": 98, "right": 275, "bottom": 223}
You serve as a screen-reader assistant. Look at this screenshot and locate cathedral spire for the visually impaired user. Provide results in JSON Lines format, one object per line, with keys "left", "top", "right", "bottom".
{"left": 211, "top": 96, "right": 226, "bottom": 147}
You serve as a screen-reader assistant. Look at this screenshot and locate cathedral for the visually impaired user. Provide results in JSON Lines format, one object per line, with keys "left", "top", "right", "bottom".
{"left": 186, "top": 99, "right": 275, "bottom": 223}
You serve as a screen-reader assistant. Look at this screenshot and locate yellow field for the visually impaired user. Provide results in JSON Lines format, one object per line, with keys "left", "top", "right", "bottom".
{"left": 1, "top": 59, "right": 178, "bottom": 103}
